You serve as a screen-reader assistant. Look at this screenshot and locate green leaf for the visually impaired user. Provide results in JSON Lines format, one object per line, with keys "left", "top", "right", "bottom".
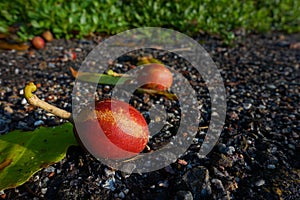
{"left": 0, "top": 123, "right": 77, "bottom": 191}
{"left": 77, "top": 73, "right": 133, "bottom": 85}
{"left": 31, "top": 20, "right": 40, "bottom": 28}
{"left": 80, "top": 10, "right": 86, "bottom": 24}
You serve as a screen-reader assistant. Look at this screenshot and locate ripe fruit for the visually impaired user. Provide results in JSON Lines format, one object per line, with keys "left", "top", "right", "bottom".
{"left": 42, "top": 30, "right": 53, "bottom": 42}
{"left": 74, "top": 99, "right": 149, "bottom": 160}
{"left": 137, "top": 63, "right": 173, "bottom": 91}
{"left": 32, "top": 36, "right": 45, "bottom": 49}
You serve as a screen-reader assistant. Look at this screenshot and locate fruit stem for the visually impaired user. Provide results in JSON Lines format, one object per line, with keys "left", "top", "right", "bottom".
{"left": 24, "top": 82, "right": 73, "bottom": 123}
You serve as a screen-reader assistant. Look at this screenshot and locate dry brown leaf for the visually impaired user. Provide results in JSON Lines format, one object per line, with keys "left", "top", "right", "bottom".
{"left": 0, "top": 40, "right": 29, "bottom": 50}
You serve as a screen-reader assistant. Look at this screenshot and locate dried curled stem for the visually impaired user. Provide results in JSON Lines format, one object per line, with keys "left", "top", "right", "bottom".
{"left": 24, "top": 82, "right": 72, "bottom": 122}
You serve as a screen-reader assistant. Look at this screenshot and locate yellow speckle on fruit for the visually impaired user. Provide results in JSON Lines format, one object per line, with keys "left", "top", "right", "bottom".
{"left": 96, "top": 108, "right": 145, "bottom": 138}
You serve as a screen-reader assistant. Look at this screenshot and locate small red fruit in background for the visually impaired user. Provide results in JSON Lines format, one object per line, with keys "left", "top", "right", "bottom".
{"left": 32, "top": 36, "right": 45, "bottom": 49}
{"left": 42, "top": 30, "right": 53, "bottom": 42}
{"left": 74, "top": 99, "right": 149, "bottom": 160}
{"left": 137, "top": 63, "right": 173, "bottom": 91}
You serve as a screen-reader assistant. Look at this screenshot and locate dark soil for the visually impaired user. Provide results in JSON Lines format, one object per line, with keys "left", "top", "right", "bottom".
{"left": 0, "top": 33, "right": 299, "bottom": 200}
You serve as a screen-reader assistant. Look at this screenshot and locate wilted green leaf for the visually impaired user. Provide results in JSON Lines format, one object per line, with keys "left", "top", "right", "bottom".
{"left": 136, "top": 88, "right": 177, "bottom": 100}
{"left": 136, "top": 57, "right": 163, "bottom": 66}
{"left": 0, "top": 123, "right": 77, "bottom": 191}
{"left": 77, "top": 73, "right": 132, "bottom": 85}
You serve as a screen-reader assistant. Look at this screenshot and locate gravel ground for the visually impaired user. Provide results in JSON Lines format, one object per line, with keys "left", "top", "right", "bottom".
{"left": 0, "top": 33, "right": 299, "bottom": 200}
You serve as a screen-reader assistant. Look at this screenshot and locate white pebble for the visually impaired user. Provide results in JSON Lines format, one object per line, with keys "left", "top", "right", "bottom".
{"left": 158, "top": 180, "right": 169, "bottom": 188}
{"left": 123, "top": 189, "right": 129, "bottom": 194}
{"left": 21, "top": 98, "right": 27, "bottom": 105}
{"left": 48, "top": 63, "right": 55, "bottom": 68}
{"left": 226, "top": 146, "right": 235, "bottom": 155}
{"left": 34, "top": 175, "right": 40, "bottom": 182}
{"left": 34, "top": 120, "right": 44, "bottom": 126}
{"left": 243, "top": 103, "right": 252, "bottom": 110}
{"left": 44, "top": 166, "right": 55, "bottom": 173}
{"left": 118, "top": 192, "right": 125, "bottom": 199}
{"left": 41, "top": 188, "right": 47, "bottom": 194}
{"left": 267, "top": 164, "right": 276, "bottom": 169}
{"left": 102, "top": 177, "right": 116, "bottom": 191}
{"left": 255, "top": 179, "right": 265, "bottom": 187}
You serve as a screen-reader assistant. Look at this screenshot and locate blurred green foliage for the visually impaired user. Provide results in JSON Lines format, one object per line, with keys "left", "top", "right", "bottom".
{"left": 0, "top": 0, "right": 299, "bottom": 41}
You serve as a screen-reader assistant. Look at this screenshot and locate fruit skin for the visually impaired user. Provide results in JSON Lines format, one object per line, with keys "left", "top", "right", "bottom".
{"left": 42, "top": 31, "right": 53, "bottom": 42}
{"left": 74, "top": 99, "right": 149, "bottom": 160}
{"left": 32, "top": 36, "right": 45, "bottom": 49}
{"left": 137, "top": 63, "right": 173, "bottom": 91}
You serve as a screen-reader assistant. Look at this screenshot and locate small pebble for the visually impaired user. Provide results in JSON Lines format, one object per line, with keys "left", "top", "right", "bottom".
{"left": 41, "top": 188, "right": 47, "bottom": 194}
{"left": 177, "top": 159, "right": 188, "bottom": 165}
{"left": 292, "top": 132, "right": 299, "bottom": 139}
{"left": 267, "top": 84, "right": 276, "bottom": 89}
{"left": 118, "top": 192, "right": 125, "bottom": 199}
{"left": 150, "top": 185, "right": 155, "bottom": 189}
{"left": 48, "top": 63, "right": 55, "bottom": 68}
{"left": 288, "top": 144, "right": 296, "bottom": 150}
{"left": 102, "top": 177, "right": 116, "bottom": 191}
{"left": 123, "top": 189, "right": 129, "bottom": 194}
{"left": 44, "top": 166, "right": 55, "bottom": 173}
{"left": 14, "top": 68, "right": 19, "bottom": 74}
{"left": 34, "top": 175, "right": 40, "bottom": 182}
{"left": 226, "top": 146, "right": 235, "bottom": 155}
{"left": 217, "top": 143, "right": 227, "bottom": 153}
{"left": 243, "top": 103, "right": 252, "bottom": 110}
{"left": 255, "top": 179, "right": 265, "bottom": 187}
{"left": 21, "top": 98, "right": 27, "bottom": 105}
{"left": 158, "top": 180, "right": 169, "bottom": 188}
{"left": 34, "top": 120, "right": 44, "bottom": 126}
{"left": 267, "top": 164, "right": 276, "bottom": 169}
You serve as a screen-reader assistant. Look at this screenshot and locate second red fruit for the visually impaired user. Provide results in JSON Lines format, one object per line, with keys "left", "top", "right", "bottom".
{"left": 32, "top": 36, "right": 45, "bottom": 49}
{"left": 137, "top": 63, "right": 173, "bottom": 91}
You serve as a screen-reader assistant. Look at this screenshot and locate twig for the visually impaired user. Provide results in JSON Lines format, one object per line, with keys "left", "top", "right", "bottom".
{"left": 24, "top": 82, "right": 73, "bottom": 122}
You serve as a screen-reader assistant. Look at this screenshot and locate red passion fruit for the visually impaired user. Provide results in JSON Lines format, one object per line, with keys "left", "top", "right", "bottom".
{"left": 137, "top": 63, "right": 173, "bottom": 91}
{"left": 74, "top": 99, "right": 149, "bottom": 160}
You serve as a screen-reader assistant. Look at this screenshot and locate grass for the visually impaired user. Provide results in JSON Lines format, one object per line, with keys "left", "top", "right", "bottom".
{"left": 0, "top": 0, "right": 299, "bottom": 42}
